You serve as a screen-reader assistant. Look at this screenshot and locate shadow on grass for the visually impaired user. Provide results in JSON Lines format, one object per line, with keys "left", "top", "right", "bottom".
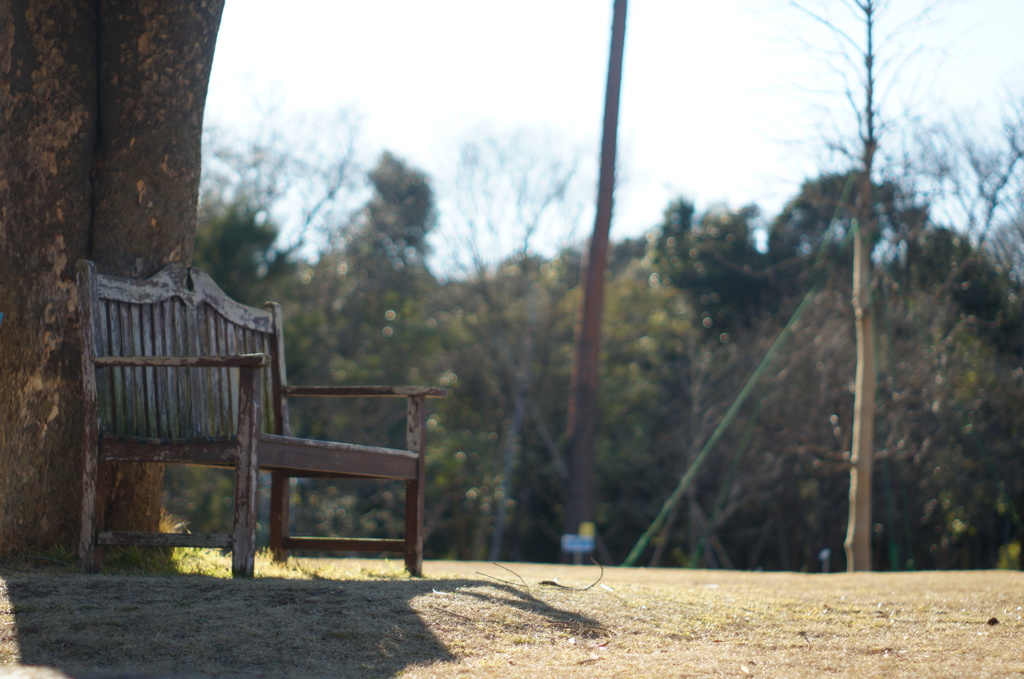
{"left": 2, "top": 570, "right": 601, "bottom": 678}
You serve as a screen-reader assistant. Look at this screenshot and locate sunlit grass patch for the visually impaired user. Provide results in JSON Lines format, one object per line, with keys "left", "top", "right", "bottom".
{"left": 1, "top": 562, "right": 1022, "bottom": 678}
{"left": 164, "top": 547, "right": 412, "bottom": 580}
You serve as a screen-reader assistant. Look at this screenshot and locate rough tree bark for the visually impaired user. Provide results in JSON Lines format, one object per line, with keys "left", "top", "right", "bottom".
{"left": 0, "top": 0, "right": 224, "bottom": 554}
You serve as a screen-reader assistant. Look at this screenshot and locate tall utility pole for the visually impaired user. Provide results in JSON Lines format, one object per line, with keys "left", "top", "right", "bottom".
{"left": 564, "top": 0, "right": 628, "bottom": 550}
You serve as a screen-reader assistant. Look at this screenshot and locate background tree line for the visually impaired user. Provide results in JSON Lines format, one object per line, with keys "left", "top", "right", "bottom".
{"left": 164, "top": 94, "right": 1024, "bottom": 572}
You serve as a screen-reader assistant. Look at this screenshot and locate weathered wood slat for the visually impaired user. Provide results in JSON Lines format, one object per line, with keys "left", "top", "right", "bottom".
{"left": 281, "top": 537, "right": 405, "bottom": 552}
{"left": 124, "top": 301, "right": 142, "bottom": 434}
{"left": 203, "top": 305, "right": 220, "bottom": 434}
{"left": 152, "top": 301, "right": 168, "bottom": 437}
{"left": 140, "top": 302, "right": 157, "bottom": 435}
{"left": 265, "top": 302, "right": 290, "bottom": 437}
{"left": 173, "top": 298, "right": 192, "bottom": 438}
{"left": 94, "top": 354, "right": 268, "bottom": 368}
{"left": 185, "top": 300, "right": 203, "bottom": 438}
{"left": 259, "top": 470, "right": 378, "bottom": 480}
{"left": 226, "top": 319, "right": 240, "bottom": 433}
{"left": 220, "top": 313, "right": 234, "bottom": 435}
{"left": 77, "top": 260, "right": 102, "bottom": 571}
{"left": 204, "top": 314, "right": 217, "bottom": 434}
{"left": 212, "top": 308, "right": 229, "bottom": 435}
{"left": 157, "top": 312, "right": 170, "bottom": 437}
{"left": 283, "top": 386, "right": 448, "bottom": 398}
{"left": 258, "top": 434, "right": 419, "bottom": 479}
{"left": 108, "top": 300, "right": 126, "bottom": 433}
{"left": 99, "top": 436, "right": 237, "bottom": 466}
{"left": 97, "top": 531, "right": 232, "bottom": 549}
{"left": 246, "top": 327, "right": 274, "bottom": 435}
{"left": 96, "top": 265, "right": 275, "bottom": 332}
{"left": 95, "top": 296, "right": 112, "bottom": 434}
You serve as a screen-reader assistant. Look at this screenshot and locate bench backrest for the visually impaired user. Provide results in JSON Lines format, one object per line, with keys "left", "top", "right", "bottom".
{"left": 77, "top": 260, "right": 288, "bottom": 440}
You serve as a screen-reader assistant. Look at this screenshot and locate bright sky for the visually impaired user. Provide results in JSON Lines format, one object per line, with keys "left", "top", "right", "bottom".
{"left": 205, "top": 1, "right": 1024, "bottom": 251}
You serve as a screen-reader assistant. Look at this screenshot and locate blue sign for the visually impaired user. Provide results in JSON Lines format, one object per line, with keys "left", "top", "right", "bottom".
{"left": 561, "top": 533, "right": 595, "bottom": 554}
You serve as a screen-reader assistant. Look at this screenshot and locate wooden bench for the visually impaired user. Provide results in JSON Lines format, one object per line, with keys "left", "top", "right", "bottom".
{"left": 76, "top": 259, "right": 445, "bottom": 577}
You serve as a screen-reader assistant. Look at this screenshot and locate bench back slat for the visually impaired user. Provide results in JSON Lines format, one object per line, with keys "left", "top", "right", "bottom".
{"left": 78, "top": 261, "right": 283, "bottom": 440}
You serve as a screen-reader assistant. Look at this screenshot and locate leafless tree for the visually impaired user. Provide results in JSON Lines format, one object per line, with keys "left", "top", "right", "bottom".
{"left": 443, "top": 126, "right": 588, "bottom": 277}
{"left": 914, "top": 95, "right": 1024, "bottom": 278}
{"left": 787, "top": 0, "right": 946, "bottom": 571}
{"left": 202, "top": 106, "right": 366, "bottom": 253}
{"left": 438, "top": 126, "right": 590, "bottom": 560}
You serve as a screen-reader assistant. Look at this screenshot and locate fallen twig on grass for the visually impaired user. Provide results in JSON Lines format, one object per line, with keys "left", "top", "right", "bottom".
{"left": 427, "top": 603, "right": 476, "bottom": 623}
{"left": 476, "top": 562, "right": 531, "bottom": 588}
{"left": 477, "top": 558, "right": 605, "bottom": 592}
{"left": 540, "top": 558, "right": 605, "bottom": 591}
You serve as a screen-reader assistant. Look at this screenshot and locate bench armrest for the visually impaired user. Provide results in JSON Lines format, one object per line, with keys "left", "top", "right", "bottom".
{"left": 94, "top": 353, "right": 269, "bottom": 368}
{"left": 282, "top": 385, "right": 447, "bottom": 398}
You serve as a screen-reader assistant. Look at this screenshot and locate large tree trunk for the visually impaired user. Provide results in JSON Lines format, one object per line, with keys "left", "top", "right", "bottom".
{"left": 0, "top": 0, "right": 98, "bottom": 553}
{"left": 0, "top": 0, "right": 223, "bottom": 554}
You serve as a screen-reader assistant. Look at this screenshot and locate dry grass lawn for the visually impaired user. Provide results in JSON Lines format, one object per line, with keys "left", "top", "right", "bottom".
{"left": 1, "top": 554, "right": 1022, "bottom": 678}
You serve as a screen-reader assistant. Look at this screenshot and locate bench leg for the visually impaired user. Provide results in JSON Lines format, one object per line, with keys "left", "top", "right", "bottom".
{"left": 231, "top": 448, "right": 257, "bottom": 577}
{"left": 404, "top": 395, "right": 426, "bottom": 576}
{"left": 269, "top": 471, "right": 290, "bottom": 563}
{"left": 404, "top": 478, "right": 424, "bottom": 576}
{"left": 232, "top": 366, "right": 260, "bottom": 577}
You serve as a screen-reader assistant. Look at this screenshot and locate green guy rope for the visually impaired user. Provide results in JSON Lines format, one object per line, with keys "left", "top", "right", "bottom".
{"left": 622, "top": 290, "right": 818, "bottom": 566}
{"left": 622, "top": 174, "right": 858, "bottom": 567}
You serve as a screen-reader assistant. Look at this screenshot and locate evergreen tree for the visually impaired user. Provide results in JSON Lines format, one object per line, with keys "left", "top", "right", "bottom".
{"left": 193, "top": 198, "right": 296, "bottom": 306}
